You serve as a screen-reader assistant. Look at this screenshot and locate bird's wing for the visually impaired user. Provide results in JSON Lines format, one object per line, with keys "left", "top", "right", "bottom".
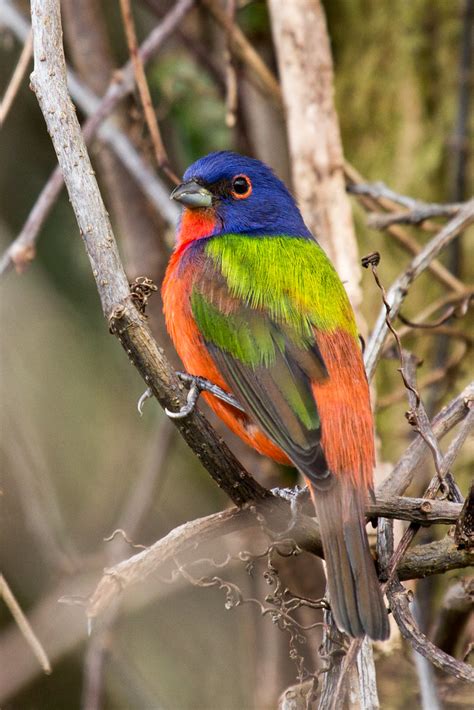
{"left": 191, "top": 234, "right": 357, "bottom": 484}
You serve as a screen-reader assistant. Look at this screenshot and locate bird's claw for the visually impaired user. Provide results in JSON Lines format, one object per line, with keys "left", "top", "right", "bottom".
{"left": 137, "top": 387, "right": 153, "bottom": 415}
{"left": 271, "top": 485, "right": 310, "bottom": 520}
{"left": 165, "top": 381, "right": 200, "bottom": 419}
{"left": 165, "top": 372, "right": 244, "bottom": 420}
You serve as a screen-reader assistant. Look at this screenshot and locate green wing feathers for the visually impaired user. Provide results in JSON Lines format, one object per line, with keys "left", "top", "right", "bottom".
{"left": 190, "top": 235, "right": 359, "bottom": 479}
{"left": 205, "top": 235, "right": 358, "bottom": 336}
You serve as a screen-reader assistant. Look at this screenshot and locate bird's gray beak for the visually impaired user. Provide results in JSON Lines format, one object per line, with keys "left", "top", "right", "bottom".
{"left": 170, "top": 180, "right": 213, "bottom": 208}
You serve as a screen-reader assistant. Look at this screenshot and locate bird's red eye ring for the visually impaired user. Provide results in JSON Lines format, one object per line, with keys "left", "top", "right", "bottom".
{"left": 231, "top": 174, "right": 252, "bottom": 199}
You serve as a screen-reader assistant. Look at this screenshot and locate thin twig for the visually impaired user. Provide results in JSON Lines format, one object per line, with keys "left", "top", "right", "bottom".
{"left": 118, "top": 0, "right": 179, "bottom": 184}
{"left": 348, "top": 181, "right": 464, "bottom": 225}
{"left": 0, "top": 28, "right": 32, "bottom": 125}
{"left": 388, "top": 580, "right": 474, "bottom": 683}
{"left": 398, "top": 294, "right": 472, "bottom": 329}
{"left": 200, "top": 0, "right": 282, "bottom": 105}
{"left": 379, "top": 381, "right": 473, "bottom": 498}
{"left": 378, "top": 341, "right": 469, "bottom": 409}
{"left": 395, "top": 289, "right": 474, "bottom": 342}
{"left": 364, "top": 200, "right": 474, "bottom": 379}
{"left": 86, "top": 498, "right": 474, "bottom": 622}
{"left": 223, "top": 0, "right": 238, "bottom": 128}
{"left": 345, "top": 164, "right": 466, "bottom": 293}
{"left": 0, "top": 574, "right": 51, "bottom": 675}
{"left": 368, "top": 205, "right": 465, "bottom": 229}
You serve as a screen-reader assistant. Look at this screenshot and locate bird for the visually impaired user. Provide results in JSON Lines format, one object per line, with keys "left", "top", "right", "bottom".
{"left": 162, "top": 151, "right": 389, "bottom": 640}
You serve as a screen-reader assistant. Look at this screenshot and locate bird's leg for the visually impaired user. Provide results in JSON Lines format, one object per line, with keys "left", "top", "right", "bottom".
{"left": 137, "top": 373, "right": 244, "bottom": 418}
{"left": 164, "top": 372, "right": 245, "bottom": 419}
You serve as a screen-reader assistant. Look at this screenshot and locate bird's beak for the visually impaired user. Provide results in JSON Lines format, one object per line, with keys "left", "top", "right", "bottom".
{"left": 170, "top": 180, "right": 213, "bottom": 208}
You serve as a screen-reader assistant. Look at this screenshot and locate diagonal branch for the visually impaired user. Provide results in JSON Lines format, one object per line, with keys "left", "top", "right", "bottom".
{"left": 29, "top": 0, "right": 268, "bottom": 507}
{"left": 389, "top": 580, "right": 474, "bottom": 683}
{"left": 86, "top": 498, "right": 474, "bottom": 622}
{"left": 0, "top": 575, "right": 51, "bottom": 675}
{"left": 118, "top": 0, "right": 179, "bottom": 184}
{"left": 0, "top": 0, "right": 190, "bottom": 276}
{"left": 378, "top": 381, "right": 473, "bottom": 498}
{"left": 364, "top": 200, "right": 474, "bottom": 379}
{"left": 0, "top": 27, "right": 32, "bottom": 125}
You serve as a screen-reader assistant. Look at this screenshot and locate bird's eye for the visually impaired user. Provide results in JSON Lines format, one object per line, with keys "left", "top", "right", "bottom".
{"left": 231, "top": 174, "right": 252, "bottom": 199}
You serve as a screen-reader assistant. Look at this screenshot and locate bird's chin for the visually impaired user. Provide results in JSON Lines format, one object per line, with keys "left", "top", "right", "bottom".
{"left": 178, "top": 207, "right": 219, "bottom": 242}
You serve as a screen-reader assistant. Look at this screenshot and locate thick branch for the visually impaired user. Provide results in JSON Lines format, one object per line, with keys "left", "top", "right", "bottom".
{"left": 87, "top": 497, "right": 473, "bottom": 621}
{"left": 395, "top": 536, "right": 473, "bottom": 580}
{"left": 268, "top": 0, "right": 363, "bottom": 312}
{"left": 29, "top": 0, "right": 268, "bottom": 507}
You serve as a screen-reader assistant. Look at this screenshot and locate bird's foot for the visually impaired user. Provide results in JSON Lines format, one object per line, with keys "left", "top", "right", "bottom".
{"left": 165, "top": 372, "right": 245, "bottom": 419}
{"left": 271, "top": 485, "right": 310, "bottom": 522}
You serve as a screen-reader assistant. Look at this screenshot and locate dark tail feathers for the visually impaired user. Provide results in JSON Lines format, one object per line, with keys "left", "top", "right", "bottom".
{"left": 310, "top": 477, "right": 389, "bottom": 640}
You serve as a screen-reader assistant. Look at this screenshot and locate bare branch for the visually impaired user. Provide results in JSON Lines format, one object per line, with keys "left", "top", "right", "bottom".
{"left": 29, "top": 0, "right": 268, "bottom": 508}
{"left": 0, "top": 0, "right": 190, "bottom": 275}
{"left": 364, "top": 200, "right": 474, "bottom": 379}
{"left": 348, "top": 181, "right": 465, "bottom": 226}
{"left": 367, "top": 496, "right": 462, "bottom": 525}
{"left": 0, "top": 575, "right": 51, "bottom": 675}
{"left": 200, "top": 0, "right": 282, "bottom": 106}
{"left": 345, "top": 165, "right": 466, "bottom": 293}
{"left": 396, "top": 535, "right": 473, "bottom": 580}
{"left": 379, "top": 381, "right": 473, "bottom": 498}
{"left": 368, "top": 206, "right": 466, "bottom": 229}
{"left": 0, "top": 27, "right": 32, "bottom": 125}
{"left": 86, "top": 498, "right": 474, "bottom": 622}
{"left": 388, "top": 580, "right": 474, "bottom": 683}
{"left": 118, "top": 0, "right": 179, "bottom": 183}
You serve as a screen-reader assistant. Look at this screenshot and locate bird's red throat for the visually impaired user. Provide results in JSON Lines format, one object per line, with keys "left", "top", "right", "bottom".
{"left": 176, "top": 207, "right": 218, "bottom": 253}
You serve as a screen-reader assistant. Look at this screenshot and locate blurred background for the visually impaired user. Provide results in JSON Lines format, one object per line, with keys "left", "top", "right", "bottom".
{"left": 0, "top": 1, "right": 472, "bottom": 708}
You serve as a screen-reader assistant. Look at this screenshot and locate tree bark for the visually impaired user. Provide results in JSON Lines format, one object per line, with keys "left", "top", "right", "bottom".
{"left": 268, "top": 0, "right": 363, "bottom": 313}
{"left": 61, "top": 0, "right": 173, "bottom": 353}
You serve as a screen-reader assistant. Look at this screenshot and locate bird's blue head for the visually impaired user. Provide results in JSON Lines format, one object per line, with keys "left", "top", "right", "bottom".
{"left": 171, "top": 151, "right": 312, "bottom": 242}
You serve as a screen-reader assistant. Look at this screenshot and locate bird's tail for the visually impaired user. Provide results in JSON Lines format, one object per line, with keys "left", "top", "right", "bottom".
{"left": 308, "top": 476, "right": 389, "bottom": 640}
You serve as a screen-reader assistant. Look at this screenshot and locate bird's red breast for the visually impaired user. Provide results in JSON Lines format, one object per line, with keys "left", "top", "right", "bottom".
{"left": 162, "top": 244, "right": 291, "bottom": 465}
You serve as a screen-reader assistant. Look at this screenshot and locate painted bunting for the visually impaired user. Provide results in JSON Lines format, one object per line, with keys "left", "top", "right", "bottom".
{"left": 162, "top": 152, "right": 389, "bottom": 640}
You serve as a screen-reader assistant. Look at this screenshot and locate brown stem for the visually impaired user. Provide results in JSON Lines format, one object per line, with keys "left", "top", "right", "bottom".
{"left": 118, "top": 0, "right": 179, "bottom": 184}
{"left": 29, "top": 0, "right": 268, "bottom": 508}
